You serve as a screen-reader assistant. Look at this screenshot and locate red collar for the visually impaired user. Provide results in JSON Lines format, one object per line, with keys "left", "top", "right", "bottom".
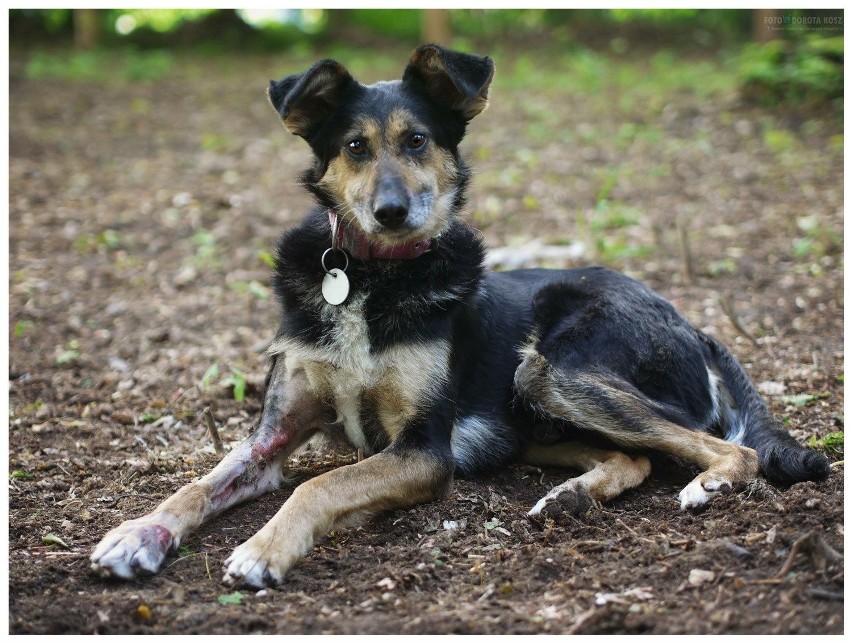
{"left": 328, "top": 210, "right": 433, "bottom": 261}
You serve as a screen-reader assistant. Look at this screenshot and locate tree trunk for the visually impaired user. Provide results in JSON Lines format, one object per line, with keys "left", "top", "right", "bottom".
{"left": 74, "top": 9, "right": 100, "bottom": 49}
{"left": 421, "top": 9, "right": 451, "bottom": 45}
{"left": 753, "top": 9, "right": 778, "bottom": 42}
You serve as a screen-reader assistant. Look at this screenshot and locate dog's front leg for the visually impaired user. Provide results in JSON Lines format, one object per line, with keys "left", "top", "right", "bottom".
{"left": 90, "top": 357, "right": 326, "bottom": 580}
{"left": 223, "top": 445, "right": 453, "bottom": 588}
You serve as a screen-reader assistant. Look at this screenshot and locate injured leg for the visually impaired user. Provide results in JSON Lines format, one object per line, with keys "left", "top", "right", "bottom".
{"left": 90, "top": 358, "right": 327, "bottom": 580}
{"left": 523, "top": 441, "right": 651, "bottom": 518}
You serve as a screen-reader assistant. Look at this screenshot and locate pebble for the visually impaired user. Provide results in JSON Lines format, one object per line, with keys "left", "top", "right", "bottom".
{"left": 111, "top": 411, "right": 134, "bottom": 425}
{"left": 688, "top": 569, "right": 716, "bottom": 586}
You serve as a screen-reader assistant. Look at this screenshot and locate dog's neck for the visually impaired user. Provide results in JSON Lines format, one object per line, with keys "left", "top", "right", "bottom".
{"left": 328, "top": 210, "right": 433, "bottom": 261}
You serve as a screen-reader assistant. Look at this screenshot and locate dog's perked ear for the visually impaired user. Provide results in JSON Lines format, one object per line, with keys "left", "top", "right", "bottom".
{"left": 268, "top": 59, "right": 354, "bottom": 138}
{"left": 403, "top": 44, "right": 495, "bottom": 121}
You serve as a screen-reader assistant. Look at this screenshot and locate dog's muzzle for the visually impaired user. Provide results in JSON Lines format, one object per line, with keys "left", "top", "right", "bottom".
{"left": 373, "top": 176, "right": 410, "bottom": 230}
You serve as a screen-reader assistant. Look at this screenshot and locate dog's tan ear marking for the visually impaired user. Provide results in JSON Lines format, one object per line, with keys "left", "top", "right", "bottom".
{"left": 403, "top": 44, "right": 495, "bottom": 120}
{"left": 268, "top": 59, "right": 353, "bottom": 138}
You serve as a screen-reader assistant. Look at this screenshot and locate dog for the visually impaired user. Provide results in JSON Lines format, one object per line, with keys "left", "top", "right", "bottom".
{"left": 91, "top": 44, "right": 830, "bottom": 589}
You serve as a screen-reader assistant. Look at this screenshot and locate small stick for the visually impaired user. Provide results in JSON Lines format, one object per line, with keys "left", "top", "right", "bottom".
{"left": 719, "top": 294, "right": 761, "bottom": 347}
{"left": 809, "top": 588, "right": 843, "bottom": 601}
{"left": 776, "top": 531, "right": 843, "bottom": 578}
{"left": 616, "top": 518, "right": 640, "bottom": 538}
{"left": 743, "top": 577, "right": 785, "bottom": 585}
{"left": 677, "top": 217, "right": 694, "bottom": 285}
{"left": 203, "top": 407, "right": 224, "bottom": 455}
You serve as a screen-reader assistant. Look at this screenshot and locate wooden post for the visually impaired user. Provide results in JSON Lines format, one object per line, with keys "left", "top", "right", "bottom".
{"left": 753, "top": 9, "right": 778, "bottom": 42}
{"left": 74, "top": 9, "right": 101, "bottom": 49}
{"left": 422, "top": 9, "right": 451, "bottom": 45}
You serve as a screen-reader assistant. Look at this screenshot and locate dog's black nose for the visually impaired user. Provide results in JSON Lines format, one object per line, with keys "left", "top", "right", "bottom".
{"left": 373, "top": 178, "right": 410, "bottom": 229}
{"left": 373, "top": 201, "right": 409, "bottom": 229}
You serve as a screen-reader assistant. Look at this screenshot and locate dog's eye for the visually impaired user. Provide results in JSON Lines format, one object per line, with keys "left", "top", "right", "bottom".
{"left": 346, "top": 139, "right": 367, "bottom": 157}
{"left": 407, "top": 133, "right": 427, "bottom": 150}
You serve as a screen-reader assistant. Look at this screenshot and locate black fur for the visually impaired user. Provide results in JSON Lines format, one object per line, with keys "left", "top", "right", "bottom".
{"left": 268, "top": 45, "right": 829, "bottom": 488}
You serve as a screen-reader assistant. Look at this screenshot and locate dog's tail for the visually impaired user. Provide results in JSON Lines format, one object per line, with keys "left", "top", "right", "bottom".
{"left": 699, "top": 332, "right": 831, "bottom": 486}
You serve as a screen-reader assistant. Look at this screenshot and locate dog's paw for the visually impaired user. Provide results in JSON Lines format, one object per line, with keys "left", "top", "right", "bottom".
{"left": 678, "top": 474, "right": 733, "bottom": 511}
{"left": 90, "top": 520, "right": 174, "bottom": 579}
{"left": 222, "top": 534, "right": 300, "bottom": 589}
{"left": 528, "top": 482, "right": 596, "bottom": 522}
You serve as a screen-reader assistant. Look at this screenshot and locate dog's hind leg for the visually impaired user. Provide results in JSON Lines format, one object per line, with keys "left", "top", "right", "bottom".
{"left": 90, "top": 356, "right": 327, "bottom": 580}
{"left": 515, "top": 352, "right": 758, "bottom": 511}
{"left": 523, "top": 442, "right": 651, "bottom": 519}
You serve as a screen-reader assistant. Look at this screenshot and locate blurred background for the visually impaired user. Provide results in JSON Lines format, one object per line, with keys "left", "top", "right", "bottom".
{"left": 9, "top": 6, "right": 844, "bottom": 393}
{"left": 10, "top": 8, "right": 844, "bottom": 104}
{"left": 8, "top": 10, "right": 844, "bottom": 633}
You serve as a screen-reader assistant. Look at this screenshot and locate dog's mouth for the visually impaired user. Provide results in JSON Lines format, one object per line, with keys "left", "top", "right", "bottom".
{"left": 332, "top": 207, "right": 439, "bottom": 261}
{"left": 336, "top": 187, "right": 454, "bottom": 258}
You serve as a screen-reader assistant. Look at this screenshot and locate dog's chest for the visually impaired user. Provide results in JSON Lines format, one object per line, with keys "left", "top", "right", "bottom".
{"left": 273, "top": 293, "right": 449, "bottom": 453}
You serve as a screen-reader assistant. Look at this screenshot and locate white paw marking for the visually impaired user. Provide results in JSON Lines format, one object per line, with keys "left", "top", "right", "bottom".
{"left": 678, "top": 475, "right": 733, "bottom": 510}
{"left": 528, "top": 497, "right": 549, "bottom": 517}
{"left": 678, "top": 479, "right": 712, "bottom": 510}
{"left": 527, "top": 482, "right": 596, "bottom": 517}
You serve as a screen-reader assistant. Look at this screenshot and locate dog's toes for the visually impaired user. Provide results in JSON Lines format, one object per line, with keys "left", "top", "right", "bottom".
{"left": 678, "top": 474, "right": 733, "bottom": 511}
{"left": 90, "top": 522, "right": 173, "bottom": 579}
{"left": 222, "top": 543, "right": 284, "bottom": 589}
{"left": 528, "top": 484, "right": 594, "bottom": 522}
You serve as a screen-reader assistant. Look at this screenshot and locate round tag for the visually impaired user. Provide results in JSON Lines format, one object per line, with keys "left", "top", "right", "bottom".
{"left": 321, "top": 269, "right": 350, "bottom": 305}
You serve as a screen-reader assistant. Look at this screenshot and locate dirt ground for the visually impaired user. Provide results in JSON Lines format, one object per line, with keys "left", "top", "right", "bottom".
{"left": 8, "top": 43, "right": 843, "bottom": 634}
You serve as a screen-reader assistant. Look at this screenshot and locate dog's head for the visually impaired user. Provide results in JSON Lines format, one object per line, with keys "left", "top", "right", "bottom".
{"left": 268, "top": 45, "right": 494, "bottom": 247}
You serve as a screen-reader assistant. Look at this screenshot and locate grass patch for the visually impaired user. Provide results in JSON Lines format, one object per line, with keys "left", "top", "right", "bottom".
{"left": 14, "top": 320, "right": 34, "bottom": 338}
{"left": 792, "top": 215, "right": 841, "bottom": 260}
{"left": 738, "top": 36, "right": 843, "bottom": 106}
{"left": 26, "top": 47, "right": 174, "bottom": 83}
{"left": 809, "top": 431, "right": 843, "bottom": 455}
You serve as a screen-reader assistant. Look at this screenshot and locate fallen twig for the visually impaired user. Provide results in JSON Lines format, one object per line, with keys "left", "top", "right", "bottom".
{"left": 776, "top": 531, "right": 843, "bottom": 578}
{"left": 567, "top": 605, "right": 608, "bottom": 635}
{"left": 808, "top": 588, "right": 843, "bottom": 602}
{"left": 676, "top": 217, "right": 694, "bottom": 285}
{"left": 720, "top": 294, "right": 761, "bottom": 347}
{"left": 203, "top": 406, "right": 224, "bottom": 455}
{"left": 741, "top": 578, "right": 785, "bottom": 585}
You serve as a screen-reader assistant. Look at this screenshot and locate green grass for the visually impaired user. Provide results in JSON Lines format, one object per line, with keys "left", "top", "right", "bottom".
{"left": 809, "top": 431, "right": 843, "bottom": 455}
{"left": 26, "top": 48, "right": 174, "bottom": 83}
{"left": 792, "top": 215, "right": 842, "bottom": 260}
{"left": 495, "top": 47, "right": 737, "bottom": 110}
{"left": 13, "top": 320, "right": 34, "bottom": 338}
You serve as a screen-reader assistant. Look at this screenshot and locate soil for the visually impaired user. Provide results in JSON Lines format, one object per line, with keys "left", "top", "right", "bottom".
{"left": 8, "top": 44, "right": 843, "bottom": 634}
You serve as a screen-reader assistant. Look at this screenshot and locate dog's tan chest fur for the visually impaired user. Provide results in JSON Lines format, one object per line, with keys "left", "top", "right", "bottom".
{"left": 269, "top": 294, "right": 450, "bottom": 453}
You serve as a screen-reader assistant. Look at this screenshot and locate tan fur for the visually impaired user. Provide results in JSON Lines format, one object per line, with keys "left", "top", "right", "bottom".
{"left": 90, "top": 366, "right": 326, "bottom": 577}
{"left": 278, "top": 63, "right": 349, "bottom": 136}
{"left": 514, "top": 343, "right": 759, "bottom": 506}
{"left": 269, "top": 311, "right": 450, "bottom": 452}
{"left": 223, "top": 450, "right": 452, "bottom": 585}
{"left": 524, "top": 442, "right": 651, "bottom": 511}
{"left": 316, "top": 110, "right": 458, "bottom": 243}
{"left": 408, "top": 47, "right": 492, "bottom": 119}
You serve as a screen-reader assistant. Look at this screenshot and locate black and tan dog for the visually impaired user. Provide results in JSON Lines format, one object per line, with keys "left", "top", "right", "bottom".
{"left": 91, "top": 45, "right": 829, "bottom": 588}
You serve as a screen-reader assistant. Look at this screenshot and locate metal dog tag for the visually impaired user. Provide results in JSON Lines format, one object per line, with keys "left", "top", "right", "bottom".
{"left": 322, "top": 268, "right": 349, "bottom": 305}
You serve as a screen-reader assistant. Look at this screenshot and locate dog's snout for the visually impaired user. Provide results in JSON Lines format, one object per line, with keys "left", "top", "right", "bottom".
{"left": 374, "top": 201, "right": 409, "bottom": 229}
{"left": 373, "top": 177, "right": 410, "bottom": 229}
